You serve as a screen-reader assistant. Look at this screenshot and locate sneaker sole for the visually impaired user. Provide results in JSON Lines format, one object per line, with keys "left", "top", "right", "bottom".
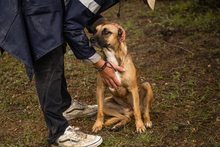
{"left": 87, "top": 137, "right": 103, "bottom": 147}
{"left": 65, "top": 111, "right": 97, "bottom": 121}
{"left": 52, "top": 137, "right": 103, "bottom": 147}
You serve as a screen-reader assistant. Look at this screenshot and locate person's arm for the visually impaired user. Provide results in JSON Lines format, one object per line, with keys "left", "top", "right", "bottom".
{"left": 63, "top": 0, "right": 125, "bottom": 89}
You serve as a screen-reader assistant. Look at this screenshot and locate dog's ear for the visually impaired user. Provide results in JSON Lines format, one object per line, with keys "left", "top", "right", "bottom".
{"left": 118, "top": 28, "right": 123, "bottom": 40}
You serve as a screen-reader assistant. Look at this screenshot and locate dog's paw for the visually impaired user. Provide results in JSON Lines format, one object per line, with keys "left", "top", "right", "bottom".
{"left": 111, "top": 125, "right": 123, "bottom": 132}
{"left": 92, "top": 126, "right": 102, "bottom": 134}
{"left": 136, "top": 121, "right": 146, "bottom": 134}
{"left": 92, "top": 122, "right": 103, "bottom": 134}
{"left": 145, "top": 121, "right": 152, "bottom": 129}
{"left": 136, "top": 126, "right": 146, "bottom": 134}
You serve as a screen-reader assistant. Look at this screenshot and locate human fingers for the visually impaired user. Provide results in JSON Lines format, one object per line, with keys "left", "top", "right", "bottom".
{"left": 104, "top": 69, "right": 120, "bottom": 89}
{"left": 111, "top": 23, "right": 126, "bottom": 42}
{"left": 119, "top": 26, "right": 126, "bottom": 42}
{"left": 109, "top": 78, "right": 118, "bottom": 89}
{"left": 98, "top": 67, "right": 116, "bottom": 87}
{"left": 115, "top": 65, "right": 125, "bottom": 72}
{"left": 101, "top": 74, "right": 118, "bottom": 89}
{"left": 108, "top": 62, "right": 125, "bottom": 72}
{"left": 103, "top": 78, "right": 114, "bottom": 88}
{"left": 117, "top": 25, "right": 126, "bottom": 42}
{"left": 116, "top": 24, "right": 126, "bottom": 42}
{"left": 99, "top": 65, "right": 120, "bottom": 89}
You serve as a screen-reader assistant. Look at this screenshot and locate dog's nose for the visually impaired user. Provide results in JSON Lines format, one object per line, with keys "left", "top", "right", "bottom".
{"left": 90, "top": 37, "right": 96, "bottom": 43}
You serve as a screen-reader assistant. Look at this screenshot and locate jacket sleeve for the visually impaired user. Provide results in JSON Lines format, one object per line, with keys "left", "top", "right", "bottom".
{"left": 63, "top": 0, "right": 118, "bottom": 62}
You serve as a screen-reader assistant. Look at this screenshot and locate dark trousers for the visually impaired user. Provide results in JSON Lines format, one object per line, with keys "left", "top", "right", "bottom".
{"left": 33, "top": 45, "right": 71, "bottom": 145}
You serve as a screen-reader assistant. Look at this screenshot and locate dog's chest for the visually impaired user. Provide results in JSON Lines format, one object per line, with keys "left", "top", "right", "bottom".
{"left": 109, "top": 71, "right": 121, "bottom": 92}
{"left": 103, "top": 49, "right": 121, "bottom": 92}
{"left": 104, "top": 49, "right": 119, "bottom": 65}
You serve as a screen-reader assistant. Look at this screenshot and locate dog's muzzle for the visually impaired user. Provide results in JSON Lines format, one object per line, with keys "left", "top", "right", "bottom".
{"left": 89, "top": 36, "right": 100, "bottom": 48}
{"left": 90, "top": 36, "right": 96, "bottom": 44}
{"left": 90, "top": 36, "right": 109, "bottom": 48}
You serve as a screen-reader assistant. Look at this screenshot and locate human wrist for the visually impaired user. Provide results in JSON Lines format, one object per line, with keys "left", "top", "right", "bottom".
{"left": 94, "top": 61, "right": 108, "bottom": 71}
{"left": 93, "top": 59, "right": 106, "bottom": 69}
{"left": 94, "top": 60, "right": 117, "bottom": 72}
{"left": 83, "top": 52, "right": 101, "bottom": 65}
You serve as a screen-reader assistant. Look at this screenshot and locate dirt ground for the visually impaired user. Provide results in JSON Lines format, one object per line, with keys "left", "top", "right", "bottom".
{"left": 65, "top": 1, "right": 220, "bottom": 146}
{"left": 0, "top": 0, "right": 220, "bottom": 147}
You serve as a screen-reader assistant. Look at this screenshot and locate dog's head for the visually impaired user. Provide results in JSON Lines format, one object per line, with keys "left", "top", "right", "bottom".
{"left": 90, "top": 23, "right": 123, "bottom": 49}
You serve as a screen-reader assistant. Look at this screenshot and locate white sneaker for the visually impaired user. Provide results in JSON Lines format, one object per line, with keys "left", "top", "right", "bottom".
{"left": 53, "top": 126, "right": 102, "bottom": 147}
{"left": 63, "top": 100, "right": 97, "bottom": 120}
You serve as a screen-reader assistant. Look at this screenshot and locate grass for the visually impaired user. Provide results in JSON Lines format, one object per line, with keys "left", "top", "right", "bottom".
{"left": 1, "top": 0, "right": 220, "bottom": 146}
{"left": 100, "top": 128, "right": 161, "bottom": 147}
{"left": 145, "top": 0, "right": 220, "bottom": 34}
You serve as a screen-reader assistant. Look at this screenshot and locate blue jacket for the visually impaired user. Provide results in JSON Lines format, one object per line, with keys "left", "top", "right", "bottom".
{"left": 0, "top": 0, "right": 119, "bottom": 80}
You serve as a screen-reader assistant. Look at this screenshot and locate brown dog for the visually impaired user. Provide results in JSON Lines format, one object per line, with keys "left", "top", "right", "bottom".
{"left": 90, "top": 23, "right": 153, "bottom": 133}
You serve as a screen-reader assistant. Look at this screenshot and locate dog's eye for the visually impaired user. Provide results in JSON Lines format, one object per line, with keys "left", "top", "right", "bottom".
{"left": 105, "top": 31, "right": 111, "bottom": 35}
{"left": 102, "top": 28, "right": 112, "bottom": 35}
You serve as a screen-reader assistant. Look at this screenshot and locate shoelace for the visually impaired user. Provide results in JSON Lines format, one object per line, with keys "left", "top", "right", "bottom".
{"left": 74, "top": 128, "right": 87, "bottom": 139}
{"left": 73, "top": 100, "right": 87, "bottom": 107}
{"left": 66, "top": 126, "right": 87, "bottom": 139}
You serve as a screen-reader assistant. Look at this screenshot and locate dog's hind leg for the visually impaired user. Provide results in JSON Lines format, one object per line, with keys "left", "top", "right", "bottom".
{"left": 103, "top": 98, "right": 133, "bottom": 131}
{"left": 139, "top": 82, "right": 153, "bottom": 128}
{"left": 111, "top": 110, "right": 133, "bottom": 132}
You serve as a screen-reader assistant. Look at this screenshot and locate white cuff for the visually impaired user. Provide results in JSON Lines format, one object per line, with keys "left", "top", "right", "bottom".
{"left": 83, "top": 52, "right": 101, "bottom": 65}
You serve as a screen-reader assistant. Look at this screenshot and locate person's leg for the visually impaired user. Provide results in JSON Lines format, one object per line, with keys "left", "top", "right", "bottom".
{"left": 60, "top": 41, "right": 72, "bottom": 112}
{"left": 34, "top": 46, "right": 69, "bottom": 145}
{"left": 60, "top": 42, "right": 98, "bottom": 120}
{"left": 60, "top": 63, "right": 72, "bottom": 112}
{"left": 60, "top": 71, "right": 72, "bottom": 112}
{"left": 34, "top": 45, "right": 100, "bottom": 146}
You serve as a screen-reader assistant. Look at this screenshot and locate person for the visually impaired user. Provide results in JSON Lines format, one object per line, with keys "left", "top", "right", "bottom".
{"left": 0, "top": 0, "right": 126, "bottom": 146}
{"left": 0, "top": 0, "right": 154, "bottom": 146}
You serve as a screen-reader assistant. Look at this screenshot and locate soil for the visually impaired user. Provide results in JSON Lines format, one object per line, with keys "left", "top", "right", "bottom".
{"left": 0, "top": 0, "right": 219, "bottom": 147}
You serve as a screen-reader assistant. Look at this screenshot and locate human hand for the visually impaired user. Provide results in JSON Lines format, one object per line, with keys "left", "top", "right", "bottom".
{"left": 94, "top": 60, "right": 125, "bottom": 89}
{"left": 101, "top": 21, "right": 126, "bottom": 42}
{"left": 111, "top": 23, "right": 126, "bottom": 42}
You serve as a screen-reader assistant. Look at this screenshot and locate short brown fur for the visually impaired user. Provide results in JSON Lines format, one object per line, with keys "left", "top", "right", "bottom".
{"left": 90, "top": 23, "right": 154, "bottom": 133}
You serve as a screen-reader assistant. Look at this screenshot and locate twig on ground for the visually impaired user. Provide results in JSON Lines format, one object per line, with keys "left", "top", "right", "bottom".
{"left": 151, "top": 37, "right": 194, "bottom": 54}
{"left": 152, "top": 100, "right": 169, "bottom": 109}
{"left": 169, "top": 66, "right": 185, "bottom": 72}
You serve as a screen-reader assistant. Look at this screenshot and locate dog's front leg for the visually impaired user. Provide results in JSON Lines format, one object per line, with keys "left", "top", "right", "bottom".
{"left": 131, "top": 86, "right": 146, "bottom": 133}
{"left": 92, "top": 86, "right": 105, "bottom": 133}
